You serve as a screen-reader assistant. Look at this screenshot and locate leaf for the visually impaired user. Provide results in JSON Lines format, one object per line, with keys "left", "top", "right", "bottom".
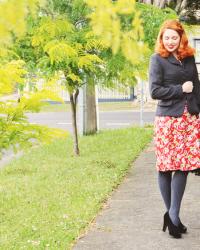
{"left": 0, "top": 60, "right": 26, "bottom": 95}
{"left": 115, "top": 0, "right": 136, "bottom": 15}
{"left": 78, "top": 54, "right": 103, "bottom": 71}
{"left": 44, "top": 41, "right": 77, "bottom": 64}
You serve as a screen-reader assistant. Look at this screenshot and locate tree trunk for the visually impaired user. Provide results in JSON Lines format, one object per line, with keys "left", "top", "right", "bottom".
{"left": 180, "top": 0, "right": 188, "bottom": 11}
{"left": 139, "top": 0, "right": 187, "bottom": 10}
{"left": 175, "top": 0, "right": 188, "bottom": 13}
{"left": 159, "top": 0, "right": 167, "bottom": 8}
{"left": 84, "top": 78, "right": 97, "bottom": 135}
{"left": 140, "top": 0, "right": 199, "bottom": 24}
{"left": 78, "top": 77, "right": 98, "bottom": 135}
{"left": 139, "top": 0, "right": 167, "bottom": 7}
{"left": 69, "top": 89, "right": 80, "bottom": 156}
{"left": 139, "top": 0, "right": 152, "bottom": 4}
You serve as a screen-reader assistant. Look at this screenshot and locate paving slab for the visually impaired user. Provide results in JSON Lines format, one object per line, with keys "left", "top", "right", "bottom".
{"left": 73, "top": 142, "right": 200, "bottom": 250}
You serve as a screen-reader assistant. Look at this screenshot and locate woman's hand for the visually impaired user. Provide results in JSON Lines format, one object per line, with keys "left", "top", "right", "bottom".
{"left": 182, "top": 81, "right": 193, "bottom": 93}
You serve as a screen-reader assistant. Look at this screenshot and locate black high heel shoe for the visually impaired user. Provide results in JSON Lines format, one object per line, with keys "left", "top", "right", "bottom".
{"left": 162, "top": 212, "right": 168, "bottom": 232}
{"left": 162, "top": 212, "right": 182, "bottom": 239}
{"left": 178, "top": 221, "right": 187, "bottom": 234}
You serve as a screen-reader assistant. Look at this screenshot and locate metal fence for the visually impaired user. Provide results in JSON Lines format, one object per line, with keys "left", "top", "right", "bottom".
{"left": 33, "top": 79, "right": 136, "bottom": 102}
{"left": 97, "top": 86, "right": 135, "bottom": 102}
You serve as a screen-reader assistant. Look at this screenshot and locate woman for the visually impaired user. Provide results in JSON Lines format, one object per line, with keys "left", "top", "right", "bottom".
{"left": 149, "top": 19, "right": 200, "bottom": 239}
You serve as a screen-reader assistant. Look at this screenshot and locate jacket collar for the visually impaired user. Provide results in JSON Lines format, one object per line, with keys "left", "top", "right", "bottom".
{"left": 167, "top": 53, "right": 181, "bottom": 65}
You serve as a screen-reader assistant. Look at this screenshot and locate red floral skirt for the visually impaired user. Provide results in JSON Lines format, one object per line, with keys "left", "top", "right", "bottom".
{"left": 154, "top": 106, "right": 200, "bottom": 172}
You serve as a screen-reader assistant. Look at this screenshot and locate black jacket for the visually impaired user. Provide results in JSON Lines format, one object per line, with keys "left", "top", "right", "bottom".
{"left": 149, "top": 53, "right": 200, "bottom": 116}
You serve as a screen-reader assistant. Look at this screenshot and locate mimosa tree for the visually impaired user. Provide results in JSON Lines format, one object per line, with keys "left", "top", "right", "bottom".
{"left": 27, "top": 15, "right": 104, "bottom": 155}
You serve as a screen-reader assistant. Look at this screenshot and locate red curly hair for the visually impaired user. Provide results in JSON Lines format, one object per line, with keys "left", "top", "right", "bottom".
{"left": 155, "top": 19, "right": 195, "bottom": 59}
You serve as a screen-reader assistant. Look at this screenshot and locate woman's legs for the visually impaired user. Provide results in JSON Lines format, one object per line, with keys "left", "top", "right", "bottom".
{"left": 158, "top": 171, "right": 172, "bottom": 211}
{"left": 169, "top": 171, "right": 188, "bottom": 226}
{"left": 158, "top": 170, "right": 188, "bottom": 226}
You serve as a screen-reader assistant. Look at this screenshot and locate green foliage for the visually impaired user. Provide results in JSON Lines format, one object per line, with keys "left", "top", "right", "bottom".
{"left": 0, "top": 60, "right": 26, "bottom": 95}
{"left": 32, "top": 17, "right": 74, "bottom": 47}
{"left": 31, "top": 15, "right": 105, "bottom": 92}
{"left": 99, "top": 50, "right": 137, "bottom": 87}
{"left": 86, "top": 0, "right": 149, "bottom": 60}
{"left": 0, "top": 87, "right": 66, "bottom": 158}
{"left": 0, "top": 103, "right": 66, "bottom": 157}
{"left": 44, "top": 41, "right": 77, "bottom": 65}
{"left": 17, "top": 0, "right": 152, "bottom": 90}
{"left": 0, "top": 0, "right": 67, "bottom": 158}
{"left": 48, "top": 0, "right": 90, "bottom": 23}
{"left": 78, "top": 54, "right": 103, "bottom": 71}
{"left": 136, "top": 3, "right": 177, "bottom": 50}
{"left": 0, "top": 0, "right": 44, "bottom": 91}
{"left": 0, "top": 0, "right": 45, "bottom": 46}
{"left": 85, "top": 0, "right": 150, "bottom": 81}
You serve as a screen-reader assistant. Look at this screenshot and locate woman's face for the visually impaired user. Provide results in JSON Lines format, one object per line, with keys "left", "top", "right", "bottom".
{"left": 162, "top": 29, "right": 180, "bottom": 53}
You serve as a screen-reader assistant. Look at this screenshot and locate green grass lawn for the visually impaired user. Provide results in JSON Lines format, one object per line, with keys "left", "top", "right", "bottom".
{"left": 0, "top": 127, "right": 152, "bottom": 250}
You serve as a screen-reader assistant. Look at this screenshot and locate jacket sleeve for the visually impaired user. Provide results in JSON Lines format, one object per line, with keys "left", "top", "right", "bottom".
{"left": 192, "top": 56, "right": 200, "bottom": 106}
{"left": 149, "top": 54, "right": 184, "bottom": 100}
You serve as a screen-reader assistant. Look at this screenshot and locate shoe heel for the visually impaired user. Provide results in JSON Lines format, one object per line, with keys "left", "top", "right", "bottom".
{"left": 162, "top": 212, "right": 168, "bottom": 232}
{"left": 163, "top": 221, "right": 167, "bottom": 232}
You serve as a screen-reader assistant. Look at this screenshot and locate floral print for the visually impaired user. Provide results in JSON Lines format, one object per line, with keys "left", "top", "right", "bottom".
{"left": 154, "top": 106, "right": 200, "bottom": 172}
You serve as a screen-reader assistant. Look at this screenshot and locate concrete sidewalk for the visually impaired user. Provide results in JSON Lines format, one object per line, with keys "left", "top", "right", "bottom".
{"left": 73, "top": 142, "right": 200, "bottom": 250}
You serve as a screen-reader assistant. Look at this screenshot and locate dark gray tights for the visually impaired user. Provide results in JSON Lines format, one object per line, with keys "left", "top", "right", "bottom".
{"left": 158, "top": 170, "right": 188, "bottom": 226}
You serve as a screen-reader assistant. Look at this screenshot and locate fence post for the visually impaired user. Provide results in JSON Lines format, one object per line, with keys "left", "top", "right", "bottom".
{"left": 78, "top": 83, "right": 86, "bottom": 135}
{"left": 140, "top": 79, "right": 144, "bottom": 127}
{"left": 95, "top": 85, "right": 99, "bottom": 132}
